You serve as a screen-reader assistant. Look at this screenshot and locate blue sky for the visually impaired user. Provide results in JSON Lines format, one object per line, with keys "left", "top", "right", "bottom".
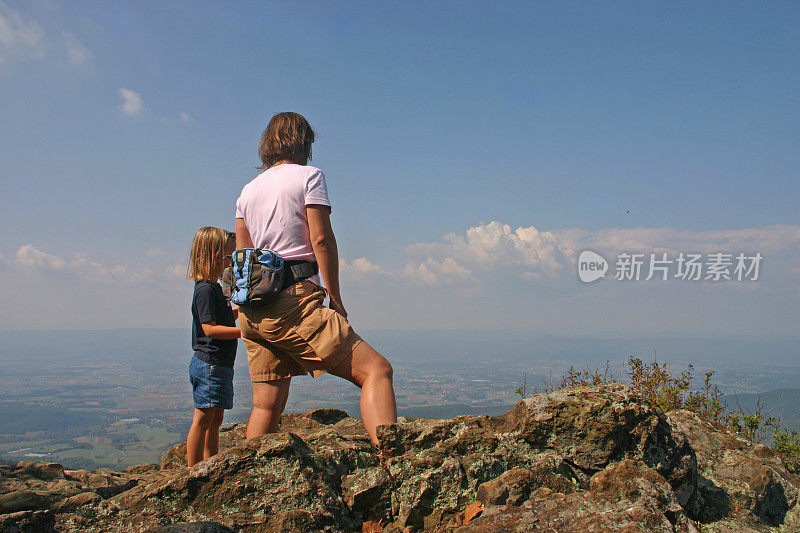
{"left": 1, "top": 1, "right": 799, "bottom": 336}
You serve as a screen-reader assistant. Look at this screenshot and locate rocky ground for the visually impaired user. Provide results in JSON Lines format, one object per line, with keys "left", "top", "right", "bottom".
{"left": 1, "top": 383, "right": 798, "bottom": 532}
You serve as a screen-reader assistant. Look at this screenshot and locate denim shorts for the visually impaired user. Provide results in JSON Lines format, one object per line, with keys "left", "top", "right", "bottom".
{"left": 189, "top": 355, "right": 234, "bottom": 409}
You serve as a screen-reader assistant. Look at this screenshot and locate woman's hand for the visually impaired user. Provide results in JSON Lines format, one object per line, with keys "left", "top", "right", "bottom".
{"left": 329, "top": 298, "right": 348, "bottom": 319}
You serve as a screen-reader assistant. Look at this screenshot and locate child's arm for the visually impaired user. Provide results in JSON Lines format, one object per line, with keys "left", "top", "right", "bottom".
{"left": 231, "top": 305, "right": 239, "bottom": 320}
{"left": 201, "top": 321, "right": 241, "bottom": 340}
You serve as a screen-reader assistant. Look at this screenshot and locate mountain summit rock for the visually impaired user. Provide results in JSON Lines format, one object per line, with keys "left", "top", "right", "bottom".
{"left": 1, "top": 383, "right": 798, "bottom": 532}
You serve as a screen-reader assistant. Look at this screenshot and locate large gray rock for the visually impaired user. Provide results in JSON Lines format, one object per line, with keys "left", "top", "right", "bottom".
{"left": 145, "top": 522, "right": 234, "bottom": 532}
{"left": 0, "top": 490, "right": 52, "bottom": 514}
{"left": 16, "top": 461, "right": 65, "bottom": 481}
{"left": 0, "top": 509, "right": 55, "bottom": 532}
{"left": 158, "top": 409, "right": 351, "bottom": 470}
{"left": 457, "top": 460, "right": 698, "bottom": 533}
{"left": 106, "top": 431, "right": 369, "bottom": 531}
{"left": 475, "top": 460, "right": 578, "bottom": 506}
{"left": 668, "top": 409, "right": 800, "bottom": 531}
{"left": 508, "top": 383, "right": 697, "bottom": 504}
{"left": 369, "top": 383, "right": 696, "bottom": 530}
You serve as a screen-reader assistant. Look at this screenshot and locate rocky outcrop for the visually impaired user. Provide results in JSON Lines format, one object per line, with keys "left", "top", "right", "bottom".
{"left": 668, "top": 409, "right": 800, "bottom": 532}
{"left": 0, "top": 383, "right": 797, "bottom": 532}
{"left": 372, "top": 383, "right": 696, "bottom": 531}
{"left": 458, "top": 459, "right": 696, "bottom": 532}
{"left": 0, "top": 458, "right": 159, "bottom": 532}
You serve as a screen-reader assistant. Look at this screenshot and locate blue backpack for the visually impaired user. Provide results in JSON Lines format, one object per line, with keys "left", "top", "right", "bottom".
{"left": 221, "top": 248, "right": 285, "bottom": 306}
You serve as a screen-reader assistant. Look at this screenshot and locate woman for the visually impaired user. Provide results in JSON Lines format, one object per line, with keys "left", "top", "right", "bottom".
{"left": 235, "top": 112, "right": 397, "bottom": 444}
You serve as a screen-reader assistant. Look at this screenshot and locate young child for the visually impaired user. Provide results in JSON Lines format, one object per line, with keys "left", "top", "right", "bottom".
{"left": 185, "top": 227, "right": 240, "bottom": 467}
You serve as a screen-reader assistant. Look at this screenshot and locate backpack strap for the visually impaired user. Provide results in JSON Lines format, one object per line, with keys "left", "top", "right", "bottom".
{"left": 282, "top": 260, "right": 319, "bottom": 290}
{"left": 288, "top": 261, "right": 318, "bottom": 280}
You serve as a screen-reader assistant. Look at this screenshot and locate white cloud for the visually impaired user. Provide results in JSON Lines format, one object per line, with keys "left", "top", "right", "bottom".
{"left": 68, "top": 252, "right": 105, "bottom": 276}
{"left": 5, "top": 224, "right": 800, "bottom": 332}
{"left": 339, "top": 222, "right": 800, "bottom": 291}
{"left": 339, "top": 257, "right": 393, "bottom": 286}
{"left": 63, "top": 31, "right": 89, "bottom": 65}
{"left": 0, "top": 4, "right": 92, "bottom": 68}
{"left": 406, "top": 221, "right": 571, "bottom": 282}
{"left": 10, "top": 245, "right": 156, "bottom": 284}
{"left": 114, "top": 264, "right": 152, "bottom": 283}
{"left": 179, "top": 112, "right": 192, "bottom": 123}
{"left": 119, "top": 87, "right": 143, "bottom": 116}
{"left": 15, "top": 244, "right": 66, "bottom": 270}
{"left": 340, "top": 257, "right": 388, "bottom": 276}
{"left": 70, "top": 253, "right": 151, "bottom": 283}
{"left": 402, "top": 257, "right": 477, "bottom": 287}
{"left": 0, "top": 1, "right": 46, "bottom": 64}
{"left": 8, "top": 222, "right": 799, "bottom": 328}
{"left": 165, "top": 264, "right": 187, "bottom": 280}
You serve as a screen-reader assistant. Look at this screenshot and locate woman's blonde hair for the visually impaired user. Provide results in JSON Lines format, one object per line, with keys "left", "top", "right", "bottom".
{"left": 187, "top": 227, "right": 234, "bottom": 281}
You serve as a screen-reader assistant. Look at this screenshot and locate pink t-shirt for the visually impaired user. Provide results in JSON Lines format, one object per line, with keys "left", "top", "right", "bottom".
{"left": 235, "top": 164, "right": 331, "bottom": 286}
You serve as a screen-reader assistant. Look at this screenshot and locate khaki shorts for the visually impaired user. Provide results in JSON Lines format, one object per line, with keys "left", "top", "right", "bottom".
{"left": 239, "top": 279, "right": 363, "bottom": 382}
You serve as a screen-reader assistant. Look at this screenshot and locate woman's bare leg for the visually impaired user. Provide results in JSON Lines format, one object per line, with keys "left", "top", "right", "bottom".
{"left": 329, "top": 341, "right": 397, "bottom": 444}
{"left": 247, "top": 377, "right": 291, "bottom": 438}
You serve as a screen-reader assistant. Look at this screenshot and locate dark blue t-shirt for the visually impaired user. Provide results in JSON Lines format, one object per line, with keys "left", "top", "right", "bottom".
{"left": 191, "top": 281, "right": 237, "bottom": 367}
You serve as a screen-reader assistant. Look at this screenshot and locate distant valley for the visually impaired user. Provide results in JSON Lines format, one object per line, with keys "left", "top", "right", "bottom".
{"left": 1, "top": 329, "right": 798, "bottom": 469}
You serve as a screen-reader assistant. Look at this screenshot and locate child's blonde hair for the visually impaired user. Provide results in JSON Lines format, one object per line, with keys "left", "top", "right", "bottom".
{"left": 187, "top": 227, "right": 234, "bottom": 281}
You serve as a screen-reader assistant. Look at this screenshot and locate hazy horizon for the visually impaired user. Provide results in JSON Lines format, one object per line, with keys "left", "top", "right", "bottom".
{"left": 3, "top": 326, "right": 800, "bottom": 341}
{"left": 2, "top": 327, "right": 798, "bottom": 469}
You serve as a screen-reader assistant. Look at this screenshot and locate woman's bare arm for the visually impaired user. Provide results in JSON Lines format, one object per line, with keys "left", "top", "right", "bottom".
{"left": 236, "top": 218, "right": 254, "bottom": 249}
{"left": 306, "top": 205, "right": 346, "bottom": 319}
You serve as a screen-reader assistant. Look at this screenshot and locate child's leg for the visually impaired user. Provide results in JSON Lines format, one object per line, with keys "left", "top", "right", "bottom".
{"left": 203, "top": 408, "right": 225, "bottom": 459}
{"left": 186, "top": 408, "right": 216, "bottom": 467}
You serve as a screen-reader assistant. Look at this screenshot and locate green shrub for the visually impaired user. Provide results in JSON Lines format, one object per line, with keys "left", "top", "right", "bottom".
{"left": 515, "top": 356, "right": 799, "bottom": 474}
{"left": 773, "top": 429, "right": 800, "bottom": 472}
{"left": 627, "top": 356, "right": 726, "bottom": 423}
{"left": 514, "top": 363, "right": 613, "bottom": 398}
{"left": 725, "top": 398, "right": 800, "bottom": 473}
